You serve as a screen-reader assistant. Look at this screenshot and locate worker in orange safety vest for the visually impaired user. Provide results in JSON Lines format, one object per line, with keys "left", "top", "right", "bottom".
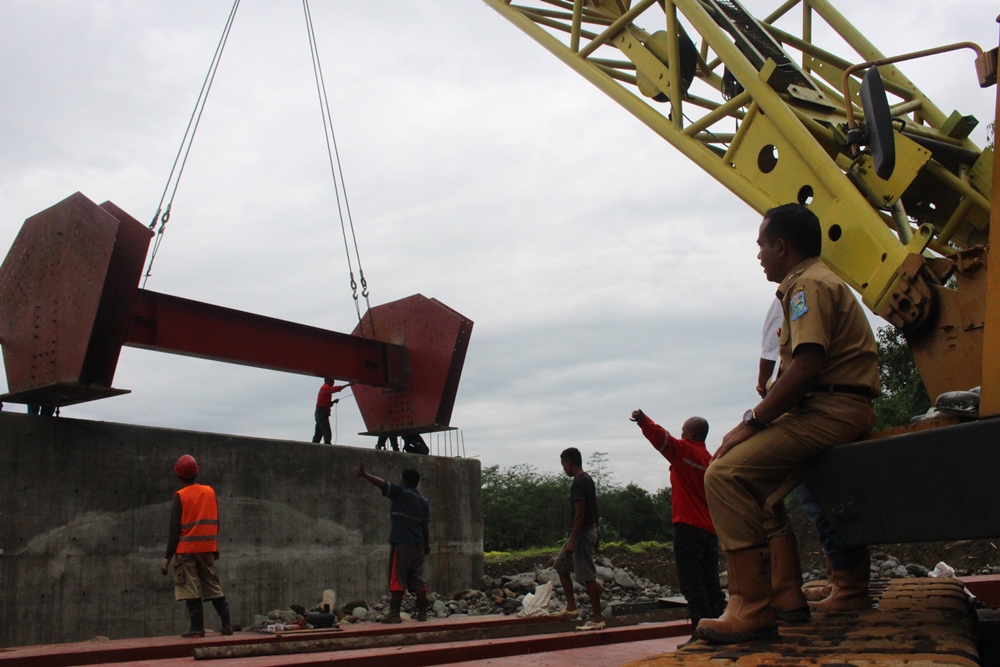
{"left": 160, "top": 454, "right": 233, "bottom": 638}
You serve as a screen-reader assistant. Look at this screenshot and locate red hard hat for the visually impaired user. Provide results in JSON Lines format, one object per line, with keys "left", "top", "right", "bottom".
{"left": 174, "top": 454, "right": 199, "bottom": 479}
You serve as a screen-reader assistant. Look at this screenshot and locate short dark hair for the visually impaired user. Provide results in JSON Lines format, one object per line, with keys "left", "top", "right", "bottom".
{"left": 560, "top": 447, "right": 582, "bottom": 468}
{"left": 762, "top": 203, "right": 821, "bottom": 258}
{"left": 687, "top": 417, "right": 709, "bottom": 443}
{"left": 401, "top": 468, "right": 421, "bottom": 488}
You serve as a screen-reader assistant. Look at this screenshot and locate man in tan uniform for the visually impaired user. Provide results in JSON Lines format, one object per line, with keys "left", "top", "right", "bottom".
{"left": 695, "top": 203, "right": 879, "bottom": 644}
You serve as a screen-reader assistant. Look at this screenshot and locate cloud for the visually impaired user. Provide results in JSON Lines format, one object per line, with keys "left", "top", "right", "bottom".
{"left": 1, "top": 0, "right": 996, "bottom": 493}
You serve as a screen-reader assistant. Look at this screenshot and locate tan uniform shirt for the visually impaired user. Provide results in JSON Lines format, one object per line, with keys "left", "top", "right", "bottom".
{"left": 776, "top": 257, "right": 880, "bottom": 396}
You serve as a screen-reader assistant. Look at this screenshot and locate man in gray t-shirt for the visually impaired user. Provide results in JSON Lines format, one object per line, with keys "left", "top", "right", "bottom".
{"left": 550, "top": 447, "right": 604, "bottom": 631}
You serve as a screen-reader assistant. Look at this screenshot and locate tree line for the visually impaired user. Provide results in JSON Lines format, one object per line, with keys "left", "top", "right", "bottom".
{"left": 482, "top": 326, "right": 929, "bottom": 552}
{"left": 482, "top": 452, "right": 674, "bottom": 553}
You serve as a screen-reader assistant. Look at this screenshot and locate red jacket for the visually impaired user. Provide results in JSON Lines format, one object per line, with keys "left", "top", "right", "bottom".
{"left": 316, "top": 383, "right": 345, "bottom": 408}
{"left": 637, "top": 414, "right": 716, "bottom": 535}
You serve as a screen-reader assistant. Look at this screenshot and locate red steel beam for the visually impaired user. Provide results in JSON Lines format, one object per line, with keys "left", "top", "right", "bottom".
{"left": 125, "top": 290, "right": 407, "bottom": 388}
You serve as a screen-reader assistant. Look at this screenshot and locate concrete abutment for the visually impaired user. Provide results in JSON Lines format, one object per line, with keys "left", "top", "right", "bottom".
{"left": 0, "top": 412, "right": 482, "bottom": 647}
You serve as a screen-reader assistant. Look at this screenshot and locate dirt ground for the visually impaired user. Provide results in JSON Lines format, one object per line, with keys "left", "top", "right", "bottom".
{"left": 485, "top": 507, "right": 1000, "bottom": 591}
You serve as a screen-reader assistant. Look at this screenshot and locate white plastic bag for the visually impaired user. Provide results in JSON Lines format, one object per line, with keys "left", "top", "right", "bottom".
{"left": 517, "top": 581, "right": 554, "bottom": 617}
{"left": 928, "top": 561, "right": 957, "bottom": 578}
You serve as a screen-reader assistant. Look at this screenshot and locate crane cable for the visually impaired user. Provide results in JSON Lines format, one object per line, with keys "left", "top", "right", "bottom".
{"left": 301, "top": 0, "right": 377, "bottom": 337}
{"left": 142, "top": 0, "right": 242, "bottom": 289}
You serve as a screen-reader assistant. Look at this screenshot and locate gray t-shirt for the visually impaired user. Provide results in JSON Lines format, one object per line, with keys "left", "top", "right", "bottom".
{"left": 383, "top": 482, "right": 430, "bottom": 545}
{"left": 567, "top": 472, "right": 598, "bottom": 534}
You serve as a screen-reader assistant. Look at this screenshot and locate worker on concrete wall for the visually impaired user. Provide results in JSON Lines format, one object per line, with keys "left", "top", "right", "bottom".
{"left": 312, "top": 378, "right": 352, "bottom": 444}
{"left": 160, "top": 454, "right": 233, "bottom": 638}
{"left": 355, "top": 462, "right": 431, "bottom": 623}
{"left": 695, "top": 204, "right": 879, "bottom": 644}
{"left": 402, "top": 433, "right": 429, "bottom": 455}
{"left": 630, "top": 410, "right": 725, "bottom": 631}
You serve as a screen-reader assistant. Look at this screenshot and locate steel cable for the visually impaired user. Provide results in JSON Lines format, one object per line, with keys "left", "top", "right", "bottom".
{"left": 301, "top": 0, "right": 377, "bottom": 338}
{"left": 143, "top": 0, "right": 242, "bottom": 289}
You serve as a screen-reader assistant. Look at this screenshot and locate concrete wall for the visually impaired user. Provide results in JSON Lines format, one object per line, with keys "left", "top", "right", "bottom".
{"left": 0, "top": 413, "right": 482, "bottom": 648}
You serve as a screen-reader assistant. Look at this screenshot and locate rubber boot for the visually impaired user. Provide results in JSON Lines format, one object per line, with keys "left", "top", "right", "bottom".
{"left": 381, "top": 598, "right": 403, "bottom": 624}
{"left": 415, "top": 598, "right": 428, "bottom": 622}
{"left": 211, "top": 597, "right": 234, "bottom": 635}
{"left": 694, "top": 547, "right": 779, "bottom": 644}
{"left": 802, "top": 556, "right": 833, "bottom": 602}
{"left": 810, "top": 554, "right": 871, "bottom": 612}
{"left": 769, "top": 533, "right": 810, "bottom": 623}
{"left": 182, "top": 599, "right": 205, "bottom": 638}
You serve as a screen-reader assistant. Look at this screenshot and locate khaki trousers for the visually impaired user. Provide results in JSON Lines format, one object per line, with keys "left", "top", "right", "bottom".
{"left": 705, "top": 394, "right": 874, "bottom": 551}
{"left": 173, "top": 552, "right": 224, "bottom": 601}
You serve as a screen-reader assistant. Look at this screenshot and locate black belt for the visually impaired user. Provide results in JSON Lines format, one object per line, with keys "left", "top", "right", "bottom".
{"left": 809, "top": 384, "right": 874, "bottom": 399}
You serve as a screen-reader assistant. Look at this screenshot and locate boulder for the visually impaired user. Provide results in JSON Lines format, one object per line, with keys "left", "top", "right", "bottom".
{"left": 502, "top": 573, "right": 537, "bottom": 593}
{"left": 537, "top": 568, "right": 561, "bottom": 585}
{"left": 613, "top": 570, "right": 637, "bottom": 589}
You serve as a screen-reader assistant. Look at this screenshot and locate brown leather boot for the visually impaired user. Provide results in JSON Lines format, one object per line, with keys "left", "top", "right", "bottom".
{"left": 694, "top": 547, "right": 779, "bottom": 644}
{"left": 769, "top": 532, "right": 809, "bottom": 623}
{"left": 810, "top": 555, "right": 871, "bottom": 612}
{"left": 802, "top": 556, "right": 833, "bottom": 602}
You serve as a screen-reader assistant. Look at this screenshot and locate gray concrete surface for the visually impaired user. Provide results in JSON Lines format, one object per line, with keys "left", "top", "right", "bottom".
{"left": 0, "top": 412, "right": 482, "bottom": 647}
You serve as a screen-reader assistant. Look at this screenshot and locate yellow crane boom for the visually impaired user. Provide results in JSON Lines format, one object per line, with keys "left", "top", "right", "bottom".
{"left": 483, "top": 0, "right": 997, "bottom": 407}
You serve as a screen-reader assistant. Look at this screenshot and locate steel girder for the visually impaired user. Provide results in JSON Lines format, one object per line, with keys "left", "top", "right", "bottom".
{"left": 0, "top": 192, "right": 472, "bottom": 436}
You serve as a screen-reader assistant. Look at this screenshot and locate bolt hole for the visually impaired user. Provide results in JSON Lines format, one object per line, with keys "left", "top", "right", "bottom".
{"left": 797, "top": 185, "right": 814, "bottom": 205}
{"left": 828, "top": 224, "right": 842, "bottom": 242}
{"left": 757, "top": 145, "right": 779, "bottom": 173}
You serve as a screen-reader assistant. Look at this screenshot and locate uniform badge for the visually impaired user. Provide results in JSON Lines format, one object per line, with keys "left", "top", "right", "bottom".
{"left": 790, "top": 290, "right": 808, "bottom": 321}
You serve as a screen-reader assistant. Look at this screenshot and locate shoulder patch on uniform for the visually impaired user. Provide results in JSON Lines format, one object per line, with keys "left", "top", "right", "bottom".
{"left": 789, "top": 290, "right": 809, "bottom": 321}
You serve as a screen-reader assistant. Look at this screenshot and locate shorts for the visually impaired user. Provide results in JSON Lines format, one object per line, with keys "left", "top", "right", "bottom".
{"left": 388, "top": 543, "right": 427, "bottom": 593}
{"left": 173, "top": 552, "right": 224, "bottom": 601}
{"left": 553, "top": 526, "right": 598, "bottom": 583}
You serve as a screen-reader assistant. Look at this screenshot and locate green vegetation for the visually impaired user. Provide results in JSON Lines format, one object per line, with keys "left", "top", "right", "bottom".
{"left": 874, "top": 325, "right": 931, "bottom": 429}
{"left": 483, "top": 540, "right": 673, "bottom": 564}
{"left": 483, "top": 546, "right": 560, "bottom": 563}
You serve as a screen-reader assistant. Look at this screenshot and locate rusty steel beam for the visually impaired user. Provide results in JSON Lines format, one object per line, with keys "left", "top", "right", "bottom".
{"left": 125, "top": 289, "right": 405, "bottom": 388}
{"left": 0, "top": 193, "right": 473, "bottom": 438}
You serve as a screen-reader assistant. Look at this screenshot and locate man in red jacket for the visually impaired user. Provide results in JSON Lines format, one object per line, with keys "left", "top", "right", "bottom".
{"left": 160, "top": 455, "right": 232, "bottom": 638}
{"left": 312, "top": 378, "right": 352, "bottom": 444}
{"left": 631, "top": 410, "right": 725, "bottom": 630}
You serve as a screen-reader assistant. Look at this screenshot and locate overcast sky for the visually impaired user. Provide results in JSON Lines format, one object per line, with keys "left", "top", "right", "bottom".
{"left": 1, "top": 1, "right": 996, "bottom": 492}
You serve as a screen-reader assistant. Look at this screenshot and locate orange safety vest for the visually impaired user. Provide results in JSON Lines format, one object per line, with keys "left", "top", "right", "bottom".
{"left": 176, "top": 484, "right": 219, "bottom": 554}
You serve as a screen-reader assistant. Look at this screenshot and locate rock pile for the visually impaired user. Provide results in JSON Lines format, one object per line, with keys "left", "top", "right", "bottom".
{"left": 245, "top": 556, "right": 675, "bottom": 628}
{"left": 802, "top": 550, "right": 998, "bottom": 582}
{"left": 246, "top": 550, "right": 995, "bottom": 630}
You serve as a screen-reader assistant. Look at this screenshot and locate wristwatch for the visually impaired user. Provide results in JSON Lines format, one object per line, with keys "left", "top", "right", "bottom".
{"left": 742, "top": 408, "right": 766, "bottom": 430}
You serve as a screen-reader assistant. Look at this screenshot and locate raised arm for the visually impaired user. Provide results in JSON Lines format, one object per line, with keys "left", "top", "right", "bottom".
{"left": 355, "top": 462, "right": 388, "bottom": 492}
